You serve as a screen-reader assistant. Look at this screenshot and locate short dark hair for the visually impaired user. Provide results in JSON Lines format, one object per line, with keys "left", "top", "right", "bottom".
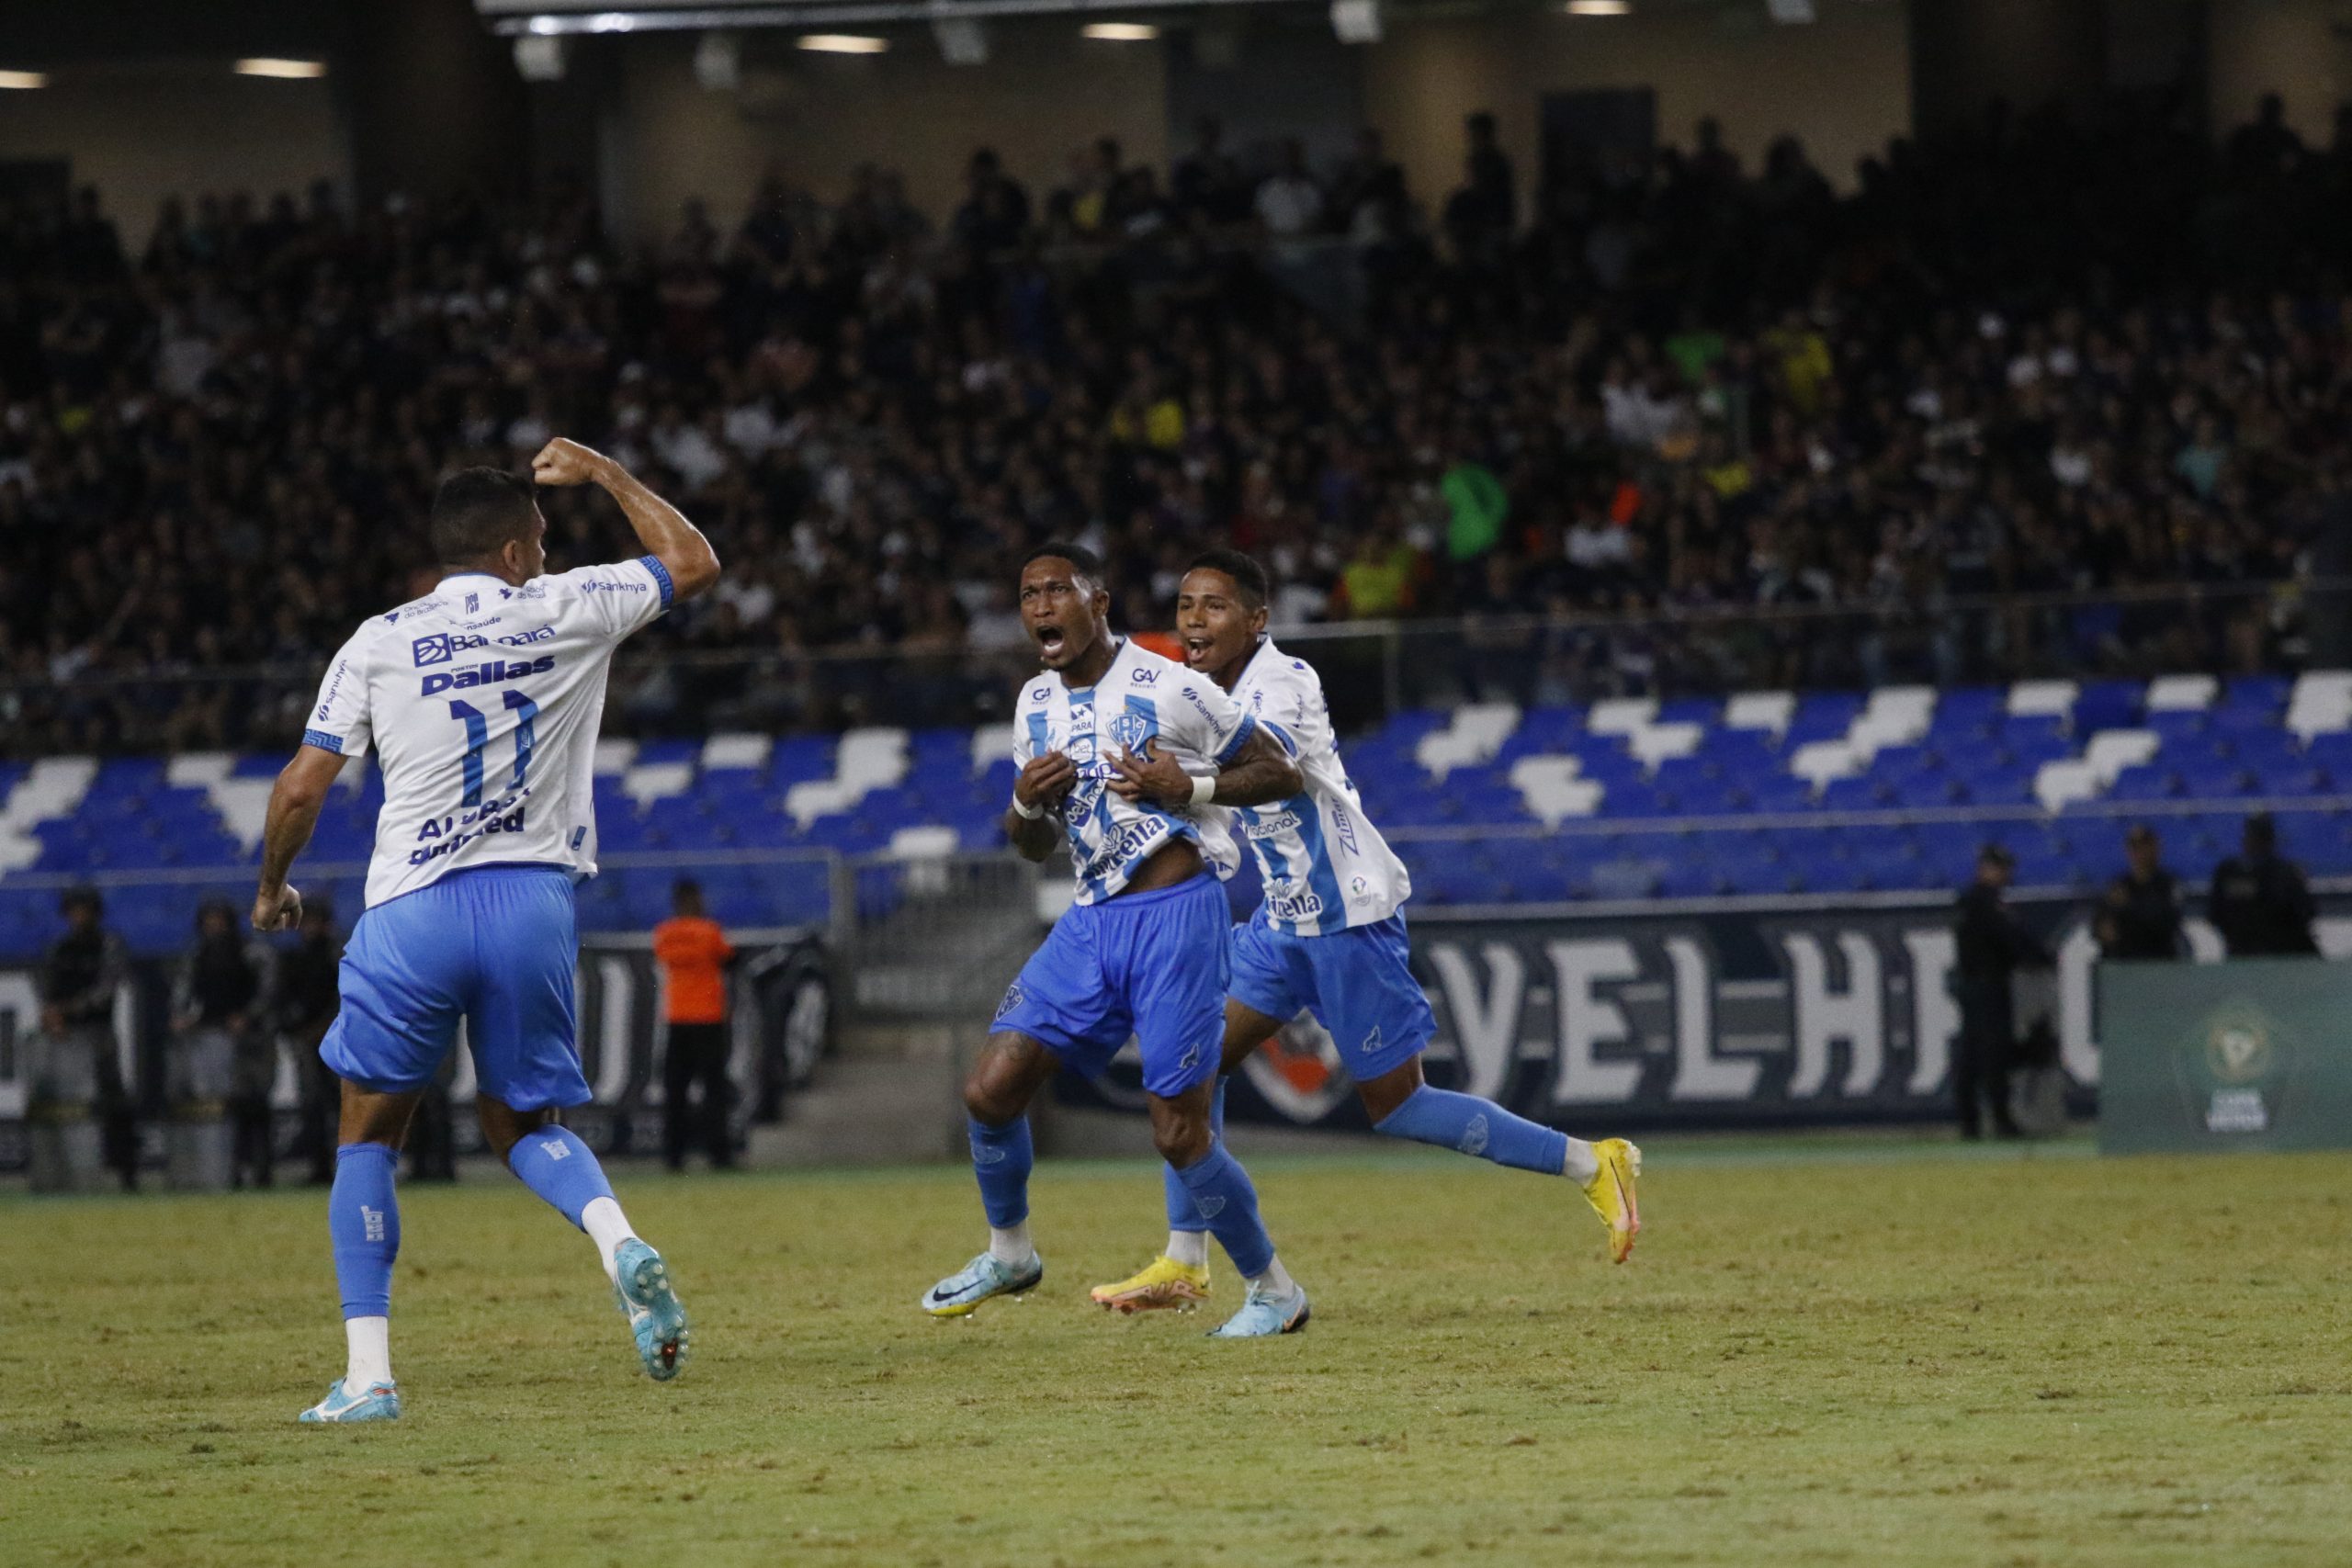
{"left": 1020, "top": 541, "right": 1105, "bottom": 586}
{"left": 1187, "top": 549, "right": 1269, "bottom": 608}
{"left": 430, "top": 467, "right": 538, "bottom": 567}
{"left": 673, "top": 877, "right": 703, "bottom": 905}
{"left": 60, "top": 886, "right": 102, "bottom": 920}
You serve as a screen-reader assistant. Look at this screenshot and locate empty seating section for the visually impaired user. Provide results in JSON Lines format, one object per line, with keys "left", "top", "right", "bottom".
{"left": 4, "top": 673, "right": 2350, "bottom": 954}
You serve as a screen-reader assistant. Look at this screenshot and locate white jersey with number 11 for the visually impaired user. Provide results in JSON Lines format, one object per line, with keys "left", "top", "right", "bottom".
{"left": 303, "top": 558, "right": 674, "bottom": 909}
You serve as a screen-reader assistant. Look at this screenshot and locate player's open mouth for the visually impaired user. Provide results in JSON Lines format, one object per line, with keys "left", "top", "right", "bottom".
{"left": 1182, "top": 636, "right": 1213, "bottom": 664}
{"left": 1034, "top": 625, "right": 1067, "bottom": 653}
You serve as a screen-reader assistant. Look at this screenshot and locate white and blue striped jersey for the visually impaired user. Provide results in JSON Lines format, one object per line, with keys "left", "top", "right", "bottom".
{"left": 304, "top": 558, "right": 674, "bottom": 908}
{"left": 1214, "top": 639, "right": 1410, "bottom": 936}
{"left": 1013, "top": 637, "right": 1259, "bottom": 905}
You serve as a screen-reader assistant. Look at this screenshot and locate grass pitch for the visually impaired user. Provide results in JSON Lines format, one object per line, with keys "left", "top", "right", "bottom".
{"left": 6, "top": 1135, "right": 2350, "bottom": 1567}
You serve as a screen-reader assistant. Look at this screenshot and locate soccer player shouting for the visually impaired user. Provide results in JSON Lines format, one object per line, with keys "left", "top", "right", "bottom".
{"left": 1090, "top": 551, "right": 1641, "bottom": 1315}
{"left": 252, "top": 440, "right": 718, "bottom": 1422}
{"left": 922, "top": 544, "right": 1317, "bottom": 1337}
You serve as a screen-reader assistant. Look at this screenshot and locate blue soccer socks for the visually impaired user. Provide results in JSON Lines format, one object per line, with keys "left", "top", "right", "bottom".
{"left": 1172, "top": 1143, "right": 1275, "bottom": 1280}
{"left": 967, "top": 1114, "right": 1035, "bottom": 1229}
{"left": 328, "top": 1142, "right": 401, "bottom": 1320}
{"left": 1164, "top": 1077, "right": 1227, "bottom": 1237}
{"left": 507, "top": 1125, "right": 617, "bottom": 1228}
{"left": 1374, "top": 1083, "right": 1571, "bottom": 1175}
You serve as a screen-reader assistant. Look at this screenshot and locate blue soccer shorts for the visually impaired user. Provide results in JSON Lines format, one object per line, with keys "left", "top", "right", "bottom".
{"left": 322, "top": 863, "right": 593, "bottom": 1111}
{"left": 1228, "top": 910, "right": 1435, "bottom": 1081}
{"left": 993, "top": 873, "right": 1231, "bottom": 1099}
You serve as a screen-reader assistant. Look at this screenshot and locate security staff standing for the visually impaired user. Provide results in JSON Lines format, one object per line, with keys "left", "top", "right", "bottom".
{"left": 277, "top": 901, "right": 345, "bottom": 1185}
{"left": 2096, "top": 823, "right": 2186, "bottom": 961}
{"left": 652, "top": 879, "right": 738, "bottom": 1170}
{"left": 37, "top": 887, "right": 137, "bottom": 1189}
{"left": 2207, "top": 812, "right": 2320, "bottom": 957}
{"left": 1952, "top": 844, "right": 2050, "bottom": 1140}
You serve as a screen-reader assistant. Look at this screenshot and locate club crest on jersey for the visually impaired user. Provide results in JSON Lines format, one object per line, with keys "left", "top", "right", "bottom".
{"left": 1109, "top": 710, "right": 1152, "bottom": 753}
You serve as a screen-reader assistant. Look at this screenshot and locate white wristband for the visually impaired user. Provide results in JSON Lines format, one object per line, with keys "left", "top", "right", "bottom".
{"left": 1191, "top": 773, "right": 1216, "bottom": 808}
{"left": 1011, "top": 795, "right": 1045, "bottom": 820}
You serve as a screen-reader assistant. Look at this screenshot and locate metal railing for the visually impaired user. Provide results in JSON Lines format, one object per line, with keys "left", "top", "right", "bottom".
{"left": 3, "top": 578, "right": 2335, "bottom": 760}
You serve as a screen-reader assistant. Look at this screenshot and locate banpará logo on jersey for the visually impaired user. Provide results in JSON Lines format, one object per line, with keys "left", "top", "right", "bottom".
{"left": 496, "top": 624, "right": 555, "bottom": 647}
{"left": 421, "top": 653, "right": 554, "bottom": 694}
{"left": 1108, "top": 710, "right": 1152, "bottom": 754}
{"left": 412, "top": 632, "right": 490, "bottom": 667}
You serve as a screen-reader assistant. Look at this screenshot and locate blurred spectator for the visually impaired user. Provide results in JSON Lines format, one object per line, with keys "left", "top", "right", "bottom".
{"left": 2207, "top": 812, "right": 2320, "bottom": 957}
{"left": 39, "top": 887, "right": 137, "bottom": 1189}
{"left": 171, "top": 897, "right": 277, "bottom": 1188}
{"left": 653, "top": 878, "right": 738, "bottom": 1170}
{"left": 2095, "top": 823, "right": 2186, "bottom": 960}
{"left": 1172, "top": 118, "right": 1252, "bottom": 226}
{"left": 1952, "top": 845, "right": 2049, "bottom": 1140}
{"left": 1255, "top": 139, "right": 1326, "bottom": 241}
{"left": 277, "top": 900, "right": 345, "bottom": 1185}
{"left": 1445, "top": 110, "right": 1516, "bottom": 260}
{"left": 0, "top": 96, "right": 2345, "bottom": 756}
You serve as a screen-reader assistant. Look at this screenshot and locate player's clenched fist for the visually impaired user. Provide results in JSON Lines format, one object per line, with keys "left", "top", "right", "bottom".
{"left": 1014, "top": 751, "right": 1077, "bottom": 813}
{"left": 251, "top": 883, "right": 302, "bottom": 933}
{"left": 531, "top": 437, "right": 613, "bottom": 488}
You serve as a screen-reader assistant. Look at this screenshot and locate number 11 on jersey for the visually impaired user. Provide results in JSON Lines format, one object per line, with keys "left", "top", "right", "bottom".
{"left": 448, "top": 688, "right": 539, "bottom": 807}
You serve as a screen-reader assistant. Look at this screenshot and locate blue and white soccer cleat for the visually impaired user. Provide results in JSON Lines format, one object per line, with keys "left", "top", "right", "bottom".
{"left": 613, "top": 1238, "right": 691, "bottom": 1382}
{"left": 1206, "top": 1281, "right": 1311, "bottom": 1339}
{"left": 922, "top": 1252, "right": 1044, "bottom": 1317}
{"left": 297, "top": 1378, "right": 401, "bottom": 1424}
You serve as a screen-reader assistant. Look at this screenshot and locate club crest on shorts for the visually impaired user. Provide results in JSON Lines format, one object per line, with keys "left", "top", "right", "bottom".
{"left": 996, "top": 981, "right": 1023, "bottom": 1020}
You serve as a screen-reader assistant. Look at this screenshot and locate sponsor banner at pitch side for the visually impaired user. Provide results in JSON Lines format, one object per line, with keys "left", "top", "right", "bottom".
{"left": 0, "top": 933, "right": 828, "bottom": 1174}
{"left": 1062, "top": 892, "right": 2352, "bottom": 1133}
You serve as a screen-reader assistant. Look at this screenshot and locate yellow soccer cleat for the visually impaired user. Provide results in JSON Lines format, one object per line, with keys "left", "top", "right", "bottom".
{"left": 1090, "top": 1255, "right": 1212, "bottom": 1314}
{"left": 1581, "top": 1138, "right": 1643, "bottom": 1263}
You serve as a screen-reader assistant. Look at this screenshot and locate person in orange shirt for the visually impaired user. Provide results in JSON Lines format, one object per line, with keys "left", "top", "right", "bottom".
{"left": 651, "top": 880, "right": 737, "bottom": 1170}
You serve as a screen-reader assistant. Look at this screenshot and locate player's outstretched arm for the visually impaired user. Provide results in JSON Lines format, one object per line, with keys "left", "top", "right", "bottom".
{"left": 252, "top": 744, "right": 347, "bottom": 931}
{"left": 532, "top": 437, "right": 721, "bottom": 603}
{"left": 1110, "top": 731, "right": 1301, "bottom": 809}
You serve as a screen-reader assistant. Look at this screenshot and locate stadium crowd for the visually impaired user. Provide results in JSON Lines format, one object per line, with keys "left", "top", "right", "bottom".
{"left": 3, "top": 92, "right": 2349, "bottom": 751}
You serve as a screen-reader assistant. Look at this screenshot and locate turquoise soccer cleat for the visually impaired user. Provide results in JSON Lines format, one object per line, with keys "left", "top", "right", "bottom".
{"left": 921, "top": 1252, "right": 1044, "bottom": 1317}
{"left": 1206, "top": 1282, "right": 1311, "bottom": 1339}
{"left": 297, "top": 1378, "right": 401, "bottom": 1424}
{"left": 613, "top": 1239, "right": 691, "bottom": 1382}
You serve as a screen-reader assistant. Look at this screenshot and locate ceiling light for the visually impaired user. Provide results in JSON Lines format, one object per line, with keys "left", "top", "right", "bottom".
{"left": 0, "top": 70, "right": 46, "bottom": 89}
{"left": 1082, "top": 22, "right": 1159, "bottom": 40}
{"left": 586, "top": 12, "right": 636, "bottom": 31}
{"left": 797, "top": 34, "right": 888, "bottom": 53}
{"left": 235, "top": 58, "right": 327, "bottom": 78}
{"left": 1565, "top": 1, "right": 1630, "bottom": 14}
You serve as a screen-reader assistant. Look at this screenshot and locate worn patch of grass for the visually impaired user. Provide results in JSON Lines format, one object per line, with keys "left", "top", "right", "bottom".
{"left": 5, "top": 1138, "right": 2349, "bottom": 1566}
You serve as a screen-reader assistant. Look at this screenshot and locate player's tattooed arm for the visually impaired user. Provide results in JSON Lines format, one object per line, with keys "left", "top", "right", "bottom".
{"left": 532, "top": 437, "right": 721, "bottom": 601}
{"left": 252, "top": 744, "right": 347, "bottom": 931}
{"left": 1110, "top": 730, "right": 1302, "bottom": 809}
{"left": 1006, "top": 750, "right": 1076, "bottom": 861}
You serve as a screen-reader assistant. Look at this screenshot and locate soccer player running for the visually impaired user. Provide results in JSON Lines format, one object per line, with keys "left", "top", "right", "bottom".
{"left": 1091, "top": 550, "right": 1641, "bottom": 1315}
{"left": 252, "top": 439, "right": 719, "bottom": 1422}
{"left": 922, "top": 544, "right": 1319, "bottom": 1338}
